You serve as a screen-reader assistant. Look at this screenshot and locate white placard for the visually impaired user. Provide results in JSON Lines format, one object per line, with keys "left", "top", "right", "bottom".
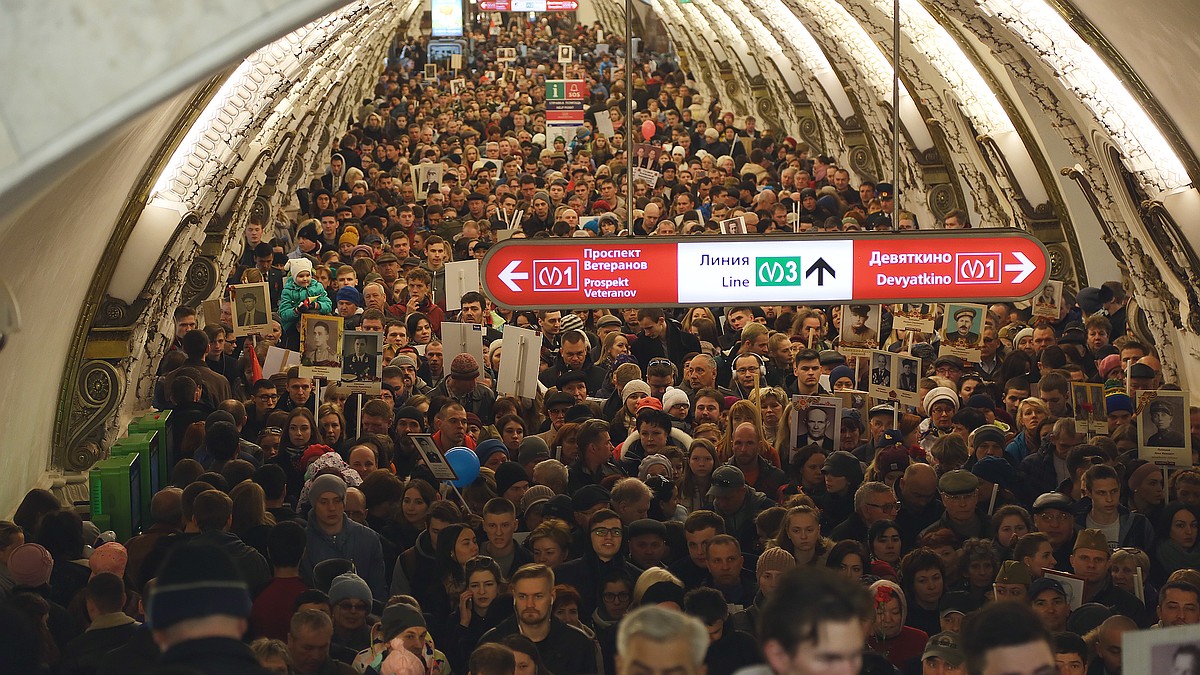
{"left": 496, "top": 325, "right": 542, "bottom": 399}
{"left": 264, "top": 346, "right": 302, "bottom": 375}
{"left": 440, "top": 322, "right": 485, "bottom": 372}
{"left": 444, "top": 260, "right": 481, "bottom": 312}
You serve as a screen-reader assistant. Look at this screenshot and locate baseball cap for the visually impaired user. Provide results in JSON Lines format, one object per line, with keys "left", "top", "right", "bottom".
{"left": 922, "top": 632, "right": 964, "bottom": 668}
{"left": 707, "top": 465, "right": 746, "bottom": 499}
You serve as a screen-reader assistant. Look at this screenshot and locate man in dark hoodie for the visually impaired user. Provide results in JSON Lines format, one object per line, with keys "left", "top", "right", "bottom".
{"left": 543, "top": 509, "right": 642, "bottom": 626}
{"left": 302, "top": 475, "right": 386, "bottom": 601}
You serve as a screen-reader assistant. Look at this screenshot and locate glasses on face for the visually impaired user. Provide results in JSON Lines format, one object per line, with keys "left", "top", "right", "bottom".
{"left": 1036, "top": 512, "right": 1073, "bottom": 523}
{"left": 591, "top": 527, "right": 623, "bottom": 538}
{"left": 942, "top": 493, "right": 975, "bottom": 503}
{"left": 256, "top": 393, "right": 279, "bottom": 401}
{"left": 602, "top": 591, "right": 631, "bottom": 602}
{"left": 868, "top": 501, "right": 901, "bottom": 513}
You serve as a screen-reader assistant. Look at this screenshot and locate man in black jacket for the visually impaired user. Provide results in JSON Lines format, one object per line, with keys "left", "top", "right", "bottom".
{"left": 479, "top": 564, "right": 598, "bottom": 675}
{"left": 631, "top": 308, "right": 700, "bottom": 376}
{"left": 145, "top": 544, "right": 267, "bottom": 675}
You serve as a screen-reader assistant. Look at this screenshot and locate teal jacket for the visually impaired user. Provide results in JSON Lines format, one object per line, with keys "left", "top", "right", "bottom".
{"left": 279, "top": 276, "right": 332, "bottom": 333}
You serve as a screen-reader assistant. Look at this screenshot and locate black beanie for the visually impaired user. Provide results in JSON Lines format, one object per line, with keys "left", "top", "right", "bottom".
{"left": 146, "top": 544, "right": 251, "bottom": 630}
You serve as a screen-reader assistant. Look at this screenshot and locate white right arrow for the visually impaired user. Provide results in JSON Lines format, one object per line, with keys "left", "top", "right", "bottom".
{"left": 1005, "top": 251, "right": 1035, "bottom": 284}
{"left": 499, "top": 260, "right": 528, "bottom": 292}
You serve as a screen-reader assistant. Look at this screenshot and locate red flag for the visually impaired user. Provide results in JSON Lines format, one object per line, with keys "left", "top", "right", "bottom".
{"left": 249, "top": 337, "right": 264, "bottom": 382}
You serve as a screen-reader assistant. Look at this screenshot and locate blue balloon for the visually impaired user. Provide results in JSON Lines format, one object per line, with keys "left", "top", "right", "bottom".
{"left": 444, "top": 447, "right": 480, "bottom": 489}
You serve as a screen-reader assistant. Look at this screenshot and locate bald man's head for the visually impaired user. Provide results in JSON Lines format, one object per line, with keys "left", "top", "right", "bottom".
{"left": 899, "top": 463, "right": 938, "bottom": 507}
{"left": 150, "top": 487, "right": 183, "bottom": 526}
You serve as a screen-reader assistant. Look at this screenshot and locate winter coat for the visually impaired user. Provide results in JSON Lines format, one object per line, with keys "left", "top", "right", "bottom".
{"left": 279, "top": 276, "right": 332, "bottom": 334}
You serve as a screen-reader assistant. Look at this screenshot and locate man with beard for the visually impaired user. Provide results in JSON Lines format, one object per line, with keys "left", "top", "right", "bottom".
{"left": 479, "top": 564, "right": 598, "bottom": 675}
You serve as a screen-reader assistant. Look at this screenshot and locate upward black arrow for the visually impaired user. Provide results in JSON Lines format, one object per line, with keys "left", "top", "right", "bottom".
{"left": 806, "top": 257, "right": 835, "bottom": 286}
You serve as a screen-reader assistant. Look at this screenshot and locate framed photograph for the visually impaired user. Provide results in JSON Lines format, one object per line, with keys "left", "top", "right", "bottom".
{"left": 839, "top": 304, "right": 881, "bottom": 356}
{"left": 1071, "top": 382, "right": 1106, "bottom": 435}
{"left": 632, "top": 143, "right": 661, "bottom": 170}
{"left": 201, "top": 298, "right": 223, "bottom": 327}
{"left": 719, "top": 215, "right": 748, "bottom": 235}
{"left": 424, "top": 63, "right": 438, "bottom": 81}
{"left": 1042, "top": 569, "right": 1086, "bottom": 610}
{"left": 788, "top": 395, "right": 842, "bottom": 462}
{"left": 410, "top": 433, "right": 459, "bottom": 482}
{"left": 1031, "top": 280, "right": 1063, "bottom": 320}
{"left": 1087, "top": 382, "right": 1108, "bottom": 435}
{"left": 939, "top": 302, "right": 985, "bottom": 362}
{"left": 299, "top": 314, "right": 343, "bottom": 381}
{"left": 229, "top": 282, "right": 272, "bottom": 337}
{"left": 450, "top": 78, "right": 467, "bottom": 96}
{"left": 1136, "top": 389, "right": 1191, "bottom": 466}
{"left": 340, "top": 331, "right": 382, "bottom": 394}
{"left": 867, "top": 350, "right": 896, "bottom": 403}
{"left": 868, "top": 350, "right": 892, "bottom": 387}
{"left": 557, "top": 44, "right": 574, "bottom": 64}
{"left": 894, "top": 354, "right": 921, "bottom": 407}
{"left": 891, "top": 303, "right": 936, "bottom": 334}
{"left": 1123, "top": 624, "right": 1200, "bottom": 675}
{"left": 412, "top": 163, "right": 444, "bottom": 202}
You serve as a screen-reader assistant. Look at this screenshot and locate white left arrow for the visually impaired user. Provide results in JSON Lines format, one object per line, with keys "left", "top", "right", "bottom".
{"left": 1005, "top": 251, "right": 1035, "bottom": 285}
{"left": 499, "top": 260, "right": 528, "bottom": 292}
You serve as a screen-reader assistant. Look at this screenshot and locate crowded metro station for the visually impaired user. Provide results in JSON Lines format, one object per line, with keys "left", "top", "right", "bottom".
{"left": 3, "top": 2, "right": 1200, "bottom": 675}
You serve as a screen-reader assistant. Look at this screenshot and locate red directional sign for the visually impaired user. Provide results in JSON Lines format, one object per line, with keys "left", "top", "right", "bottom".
{"left": 480, "top": 231, "right": 1050, "bottom": 309}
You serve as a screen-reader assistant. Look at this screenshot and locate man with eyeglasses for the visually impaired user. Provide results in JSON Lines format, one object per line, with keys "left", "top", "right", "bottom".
{"left": 556, "top": 509, "right": 642, "bottom": 622}
{"left": 537, "top": 391, "right": 576, "bottom": 446}
{"left": 831, "top": 481, "right": 897, "bottom": 544}
{"left": 242, "top": 378, "right": 280, "bottom": 443}
{"left": 921, "top": 470, "right": 989, "bottom": 540}
{"left": 328, "top": 572, "right": 374, "bottom": 653}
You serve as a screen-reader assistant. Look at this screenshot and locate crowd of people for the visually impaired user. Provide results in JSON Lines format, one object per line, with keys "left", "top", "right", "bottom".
{"left": 1, "top": 12, "right": 1198, "bottom": 675}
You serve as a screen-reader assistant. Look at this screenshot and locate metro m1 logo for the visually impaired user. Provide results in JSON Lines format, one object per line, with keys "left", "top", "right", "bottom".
{"left": 533, "top": 259, "right": 579, "bottom": 291}
{"left": 954, "top": 253, "right": 1002, "bottom": 284}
